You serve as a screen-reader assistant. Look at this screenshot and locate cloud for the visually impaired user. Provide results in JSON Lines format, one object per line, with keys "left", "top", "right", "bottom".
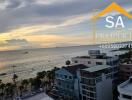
{"left": 0, "top": 0, "right": 131, "bottom": 33}
{"left": 0, "top": 0, "right": 131, "bottom": 50}
{"left": 0, "top": 39, "right": 28, "bottom": 51}
{"left": 6, "top": 39, "right": 28, "bottom": 45}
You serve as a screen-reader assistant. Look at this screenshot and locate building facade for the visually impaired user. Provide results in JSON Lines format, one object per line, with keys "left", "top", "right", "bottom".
{"left": 54, "top": 64, "right": 87, "bottom": 100}
{"left": 118, "top": 77, "right": 132, "bottom": 100}
{"left": 78, "top": 65, "right": 115, "bottom": 100}
{"left": 71, "top": 50, "right": 119, "bottom": 67}
{"left": 119, "top": 62, "right": 132, "bottom": 81}
{"left": 53, "top": 50, "right": 119, "bottom": 100}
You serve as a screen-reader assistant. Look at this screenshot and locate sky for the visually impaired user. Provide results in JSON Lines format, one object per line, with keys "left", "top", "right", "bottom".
{"left": 0, "top": 0, "right": 132, "bottom": 51}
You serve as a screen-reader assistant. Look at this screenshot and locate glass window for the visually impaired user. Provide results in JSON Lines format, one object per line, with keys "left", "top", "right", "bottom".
{"left": 96, "top": 62, "right": 103, "bottom": 65}
{"left": 74, "top": 60, "right": 78, "bottom": 63}
{"left": 64, "top": 75, "right": 67, "bottom": 79}
{"left": 69, "top": 76, "right": 72, "bottom": 79}
{"left": 88, "top": 61, "right": 91, "bottom": 64}
{"left": 123, "top": 95, "right": 131, "bottom": 99}
{"left": 83, "top": 96, "right": 86, "bottom": 100}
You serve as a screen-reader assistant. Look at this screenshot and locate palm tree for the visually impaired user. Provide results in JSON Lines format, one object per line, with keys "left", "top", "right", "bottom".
{"left": 37, "top": 71, "right": 47, "bottom": 89}
{"left": 12, "top": 73, "right": 18, "bottom": 96}
{"left": 0, "top": 79, "right": 2, "bottom": 84}
{"left": 29, "top": 78, "right": 35, "bottom": 91}
{"left": 47, "top": 67, "right": 59, "bottom": 83}
{"left": 13, "top": 74, "right": 18, "bottom": 83}
{"left": 5, "top": 83, "right": 15, "bottom": 100}
{"left": 0, "top": 83, "right": 5, "bottom": 100}
{"left": 45, "top": 70, "right": 54, "bottom": 90}
{"left": 34, "top": 77, "right": 41, "bottom": 90}
{"left": 18, "top": 85, "right": 24, "bottom": 97}
{"left": 37, "top": 71, "right": 46, "bottom": 79}
{"left": 11, "top": 66, "right": 18, "bottom": 84}
{"left": 66, "top": 60, "right": 71, "bottom": 66}
{"left": 21, "top": 79, "right": 29, "bottom": 91}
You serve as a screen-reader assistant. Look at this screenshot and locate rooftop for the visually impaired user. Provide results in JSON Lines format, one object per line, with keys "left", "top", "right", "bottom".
{"left": 82, "top": 65, "right": 111, "bottom": 72}
{"left": 63, "top": 64, "right": 88, "bottom": 75}
{"left": 123, "top": 83, "right": 132, "bottom": 93}
{"left": 118, "top": 77, "right": 132, "bottom": 96}
{"left": 74, "top": 55, "right": 113, "bottom": 59}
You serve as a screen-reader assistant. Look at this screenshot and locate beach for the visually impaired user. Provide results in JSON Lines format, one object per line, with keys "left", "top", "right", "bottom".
{"left": 0, "top": 45, "right": 124, "bottom": 82}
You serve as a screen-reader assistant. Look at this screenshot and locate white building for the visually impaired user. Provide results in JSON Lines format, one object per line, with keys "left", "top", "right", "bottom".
{"left": 72, "top": 50, "right": 119, "bottom": 80}
{"left": 78, "top": 65, "right": 114, "bottom": 100}
{"left": 71, "top": 50, "right": 119, "bottom": 67}
{"left": 53, "top": 50, "right": 119, "bottom": 100}
{"left": 118, "top": 77, "right": 132, "bottom": 100}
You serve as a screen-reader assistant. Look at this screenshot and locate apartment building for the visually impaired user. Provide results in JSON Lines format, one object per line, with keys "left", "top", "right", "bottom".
{"left": 53, "top": 50, "right": 119, "bottom": 100}
{"left": 71, "top": 50, "right": 119, "bottom": 67}
{"left": 118, "top": 77, "right": 132, "bottom": 100}
{"left": 119, "top": 62, "right": 132, "bottom": 81}
{"left": 72, "top": 50, "right": 119, "bottom": 81}
{"left": 54, "top": 64, "right": 88, "bottom": 100}
{"left": 78, "top": 65, "right": 115, "bottom": 100}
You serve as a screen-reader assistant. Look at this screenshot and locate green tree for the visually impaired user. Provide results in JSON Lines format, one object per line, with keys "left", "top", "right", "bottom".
{"left": 18, "top": 85, "right": 24, "bottom": 97}
{"left": 5, "top": 83, "right": 15, "bottom": 100}
{"left": 29, "top": 78, "right": 35, "bottom": 91}
{"left": 0, "top": 83, "right": 5, "bottom": 100}
{"left": 66, "top": 60, "right": 71, "bottom": 66}
{"left": 21, "top": 79, "right": 29, "bottom": 91}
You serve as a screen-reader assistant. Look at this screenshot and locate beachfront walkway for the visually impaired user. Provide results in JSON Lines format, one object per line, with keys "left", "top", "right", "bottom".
{"left": 24, "top": 93, "right": 53, "bottom": 100}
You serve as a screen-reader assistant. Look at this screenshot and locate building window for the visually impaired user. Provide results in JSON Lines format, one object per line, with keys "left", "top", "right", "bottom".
{"left": 82, "top": 90, "right": 90, "bottom": 96}
{"left": 74, "top": 60, "right": 78, "bottom": 63}
{"left": 90, "top": 93, "right": 93, "bottom": 97}
{"left": 83, "top": 96, "right": 86, "bottom": 100}
{"left": 122, "top": 95, "right": 131, "bottom": 99}
{"left": 82, "top": 85, "right": 96, "bottom": 92}
{"left": 88, "top": 61, "right": 91, "bottom": 64}
{"left": 69, "top": 76, "right": 72, "bottom": 79}
{"left": 64, "top": 75, "right": 67, "bottom": 79}
{"left": 81, "top": 78, "right": 95, "bottom": 86}
{"left": 89, "top": 79, "right": 95, "bottom": 85}
{"left": 96, "top": 62, "right": 103, "bottom": 65}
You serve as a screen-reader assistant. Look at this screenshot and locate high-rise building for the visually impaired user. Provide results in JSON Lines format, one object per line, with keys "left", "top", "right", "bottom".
{"left": 53, "top": 50, "right": 119, "bottom": 100}
{"left": 78, "top": 65, "right": 115, "bottom": 100}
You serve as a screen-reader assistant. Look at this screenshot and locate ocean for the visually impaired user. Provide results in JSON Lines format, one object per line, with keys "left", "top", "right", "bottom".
{"left": 0, "top": 45, "right": 126, "bottom": 82}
